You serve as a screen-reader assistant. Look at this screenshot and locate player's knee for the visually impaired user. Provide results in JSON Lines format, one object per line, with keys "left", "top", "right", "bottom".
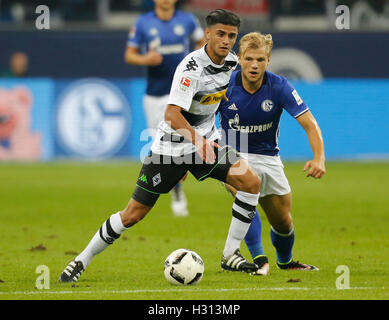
{"left": 243, "top": 173, "right": 261, "bottom": 194}
{"left": 251, "top": 174, "right": 261, "bottom": 194}
{"left": 226, "top": 158, "right": 261, "bottom": 194}
{"left": 227, "top": 172, "right": 260, "bottom": 194}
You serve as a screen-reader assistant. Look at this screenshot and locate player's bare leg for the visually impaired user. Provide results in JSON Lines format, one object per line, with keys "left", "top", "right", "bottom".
{"left": 259, "top": 193, "right": 292, "bottom": 233}
{"left": 225, "top": 159, "right": 260, "bottom": 193}
{"left": 120, "top": 198, "right": 153, "bottom": 227}
{"left": 220, "top": 159, "right": 262, "bottom": 274}
{"left": 260, "top": 194, "right": 318, "bottom": 270}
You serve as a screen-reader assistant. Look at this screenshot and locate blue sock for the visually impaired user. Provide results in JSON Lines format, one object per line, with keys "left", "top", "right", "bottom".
{"left": 270, "top": 226, "right": 295, "bottom": 264}
{"left": 244, "top": 209, "right": 265, "bottom": 259}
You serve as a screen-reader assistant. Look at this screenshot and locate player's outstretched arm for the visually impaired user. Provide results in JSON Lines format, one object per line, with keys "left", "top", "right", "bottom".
{"left": 296, "top": 111, "right": 326, "bottom": 179}
{"left": 165, "top": 104, "right": 218, "bottom": 164}
{"left": 124, "top": 46, "right": 163, "bottom": 66}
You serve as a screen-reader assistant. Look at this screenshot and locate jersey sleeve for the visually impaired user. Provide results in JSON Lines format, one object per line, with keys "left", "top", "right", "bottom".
{"left": 167, "top": 58, "right": 199, "bottom": 111}
{"left": 188, "top": 14, "right": 204, "bottom": 42}
{"left": 127, "top": 17, "right": 144, "bottom": 48}
{"left": 279, "top": 79, "right": 309, "bottom": 118}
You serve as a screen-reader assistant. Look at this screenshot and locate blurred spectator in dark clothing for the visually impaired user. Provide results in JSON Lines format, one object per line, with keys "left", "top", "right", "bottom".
{"left": 141, "top": 0, "right": 187, "bottom": 12}
{"left": 2, "top": 52, "right": 29, "bottom": 77}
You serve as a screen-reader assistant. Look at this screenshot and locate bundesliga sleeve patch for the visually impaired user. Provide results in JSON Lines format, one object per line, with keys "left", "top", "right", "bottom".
{"left": 292, "top": 90, "right": 303, "bottom": 105}
{"left": 179, "top": 77, "right": 192, "bottom": 92}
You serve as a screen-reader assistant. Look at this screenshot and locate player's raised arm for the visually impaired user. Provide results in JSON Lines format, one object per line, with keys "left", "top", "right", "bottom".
{"left": 296, "top": 111, "right": 326, "bottom": 179}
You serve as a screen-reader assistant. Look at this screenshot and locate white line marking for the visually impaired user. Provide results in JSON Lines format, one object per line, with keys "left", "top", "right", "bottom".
{"left": 0, "top": 286, "right": 386, "bottom": 295}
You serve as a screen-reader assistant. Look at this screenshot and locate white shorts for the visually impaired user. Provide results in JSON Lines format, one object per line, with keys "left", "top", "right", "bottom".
{"left": 240, "top": 153, "right": 291, "bottom": 198}
{"left": 143, "top": 94, "right": 169, "bottom": 130}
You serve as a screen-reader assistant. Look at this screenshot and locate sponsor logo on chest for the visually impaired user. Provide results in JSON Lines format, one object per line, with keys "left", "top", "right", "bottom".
{"left": 200, "top": 89, "right": 227, "bottom": 105}
{"left": 228, "top": 113, "right": 273, "bottom": 133}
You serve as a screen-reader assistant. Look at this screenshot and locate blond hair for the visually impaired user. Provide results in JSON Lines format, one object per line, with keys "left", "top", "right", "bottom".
{"left": 238, "top": 32, "right": 273, "bottom": 58}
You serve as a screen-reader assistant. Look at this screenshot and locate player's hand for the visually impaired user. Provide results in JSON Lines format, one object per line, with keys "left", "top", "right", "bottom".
{"left": 145, "top": 50, "right": 163, "bottom": 66}
{"left": 196, "top": 138, "right": 219, "bottom": 164}
{"left": 303, "top": 159, "right": 326, "bottom": 179}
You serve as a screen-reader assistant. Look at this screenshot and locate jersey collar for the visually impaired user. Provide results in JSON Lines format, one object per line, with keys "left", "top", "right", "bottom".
{"left": 203, "top": 44, "right": 227, "bottom": 68}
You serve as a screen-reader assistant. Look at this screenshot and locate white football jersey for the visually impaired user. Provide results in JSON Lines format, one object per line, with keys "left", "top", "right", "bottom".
{"left": 151, "top": 45, "right": 238, "bottom": 156}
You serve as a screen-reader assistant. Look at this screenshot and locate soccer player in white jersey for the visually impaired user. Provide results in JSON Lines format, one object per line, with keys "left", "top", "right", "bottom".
{"left": 125, "top": 0, "right": 205, "bottom": 216}
{"left": 218, "top": 32, "right": 326, "bottom": 274}
{"left": 60, "top": 9, "right": 264, "bottom": 283}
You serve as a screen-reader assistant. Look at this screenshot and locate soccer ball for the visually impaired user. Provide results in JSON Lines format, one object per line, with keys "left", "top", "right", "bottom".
{"left": 164, "top": 248, "right": 204, "bottom": 285}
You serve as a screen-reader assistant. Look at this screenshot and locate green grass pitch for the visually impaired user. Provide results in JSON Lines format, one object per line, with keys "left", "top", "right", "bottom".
{"left": 0, "top": 161, "right": 388, "bottom": 300}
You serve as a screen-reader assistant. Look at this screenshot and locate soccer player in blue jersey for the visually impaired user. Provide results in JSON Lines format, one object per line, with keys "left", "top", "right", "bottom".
{"left": 219, "top": 32, "right": 326, "bottom": 274}
{"left": 124, "top": 0, "right": 205, "bottom": 216}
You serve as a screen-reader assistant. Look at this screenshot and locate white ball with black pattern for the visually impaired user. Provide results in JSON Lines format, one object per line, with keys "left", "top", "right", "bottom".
{"left": 164, "top": 248, "right": 204, "bottom": 285}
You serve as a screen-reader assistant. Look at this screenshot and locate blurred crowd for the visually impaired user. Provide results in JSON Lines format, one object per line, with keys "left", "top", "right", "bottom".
{"left": 0, "top": 0, "right": 388, "bottom": 30}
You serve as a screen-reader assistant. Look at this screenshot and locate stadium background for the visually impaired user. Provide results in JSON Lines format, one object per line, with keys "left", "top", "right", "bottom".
{"left": 1, "top": 0, "right": 389, "bottom": 302}
{"left": 1, "top": 0, "right": 388, "bottom": 162}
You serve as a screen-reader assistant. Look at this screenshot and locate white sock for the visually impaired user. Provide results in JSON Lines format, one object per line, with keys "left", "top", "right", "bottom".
{"left": 223, "top": 191, "right": 260, "bottom": 258}
{"left": 76, "top": 212, "right": 127, "bottom": 268}
{"left": 223, "top": 216, "right": 252, "bottom": 258}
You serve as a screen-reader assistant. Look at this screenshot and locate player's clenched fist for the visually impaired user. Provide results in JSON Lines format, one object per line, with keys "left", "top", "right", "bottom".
{"left": 145, "top": 50, "right": 163, "bottom": 66}
{"left": 195, "top": 137, "right": 218, "bottom": 164}
{"left": 303, "top": 159, "right": 326, "bottom": 179}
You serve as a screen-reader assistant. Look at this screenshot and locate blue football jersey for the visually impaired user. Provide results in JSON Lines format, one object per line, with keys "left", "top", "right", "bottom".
{"left": 218, "top": 70, "right": 309, "bottom": 156}
{"left": 127, "top": 10, "right": 203, "bottom": 96}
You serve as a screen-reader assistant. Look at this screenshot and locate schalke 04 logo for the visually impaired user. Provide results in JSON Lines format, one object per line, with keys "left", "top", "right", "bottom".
{"left": 261, "top": 99, "right": 274, "bottom": 112}
{"left": 56, "top": 79, "right": 131, "bottom": 159}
